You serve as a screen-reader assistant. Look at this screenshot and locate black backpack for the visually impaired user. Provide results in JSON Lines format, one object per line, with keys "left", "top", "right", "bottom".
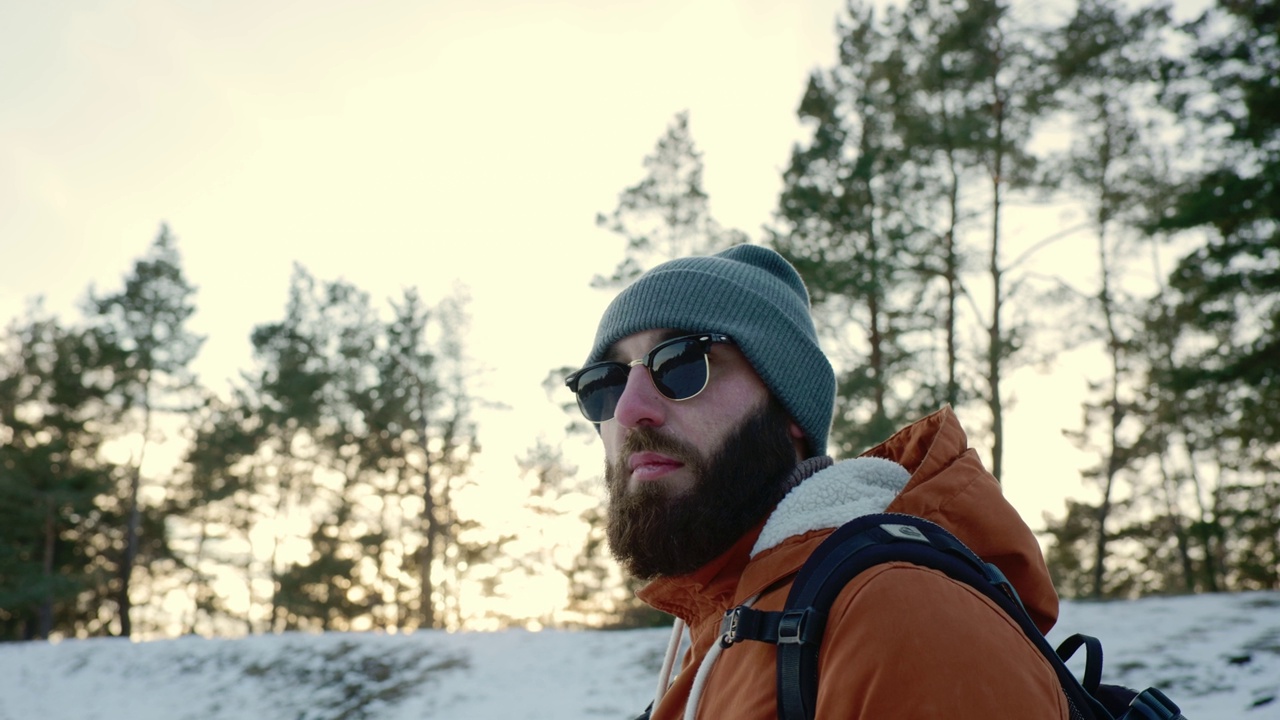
{"left": 715, "top": 513, "right": 1188, "bottom": 720}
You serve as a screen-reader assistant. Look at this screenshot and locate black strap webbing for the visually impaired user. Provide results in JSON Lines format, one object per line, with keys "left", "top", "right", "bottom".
{"left": 1057, "top": 633, "right": 1106, "bottom": 694}
{"left": 718, "top": 513, "right": 1115, "bottom": 720}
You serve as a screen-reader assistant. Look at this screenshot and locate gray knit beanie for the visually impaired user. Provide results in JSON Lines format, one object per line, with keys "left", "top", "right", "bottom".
{"left": 584, "top": 244, "right": 835, "bottom": 457}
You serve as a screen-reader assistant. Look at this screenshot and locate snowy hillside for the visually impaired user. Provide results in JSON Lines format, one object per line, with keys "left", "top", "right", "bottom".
{"left": 1, "top": 591, "right": 1276, "bottom": 719}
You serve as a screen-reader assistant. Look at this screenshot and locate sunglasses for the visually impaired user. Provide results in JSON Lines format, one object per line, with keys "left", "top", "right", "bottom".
{"left": 565, "top": 333, "right": 734, "bottom": 423}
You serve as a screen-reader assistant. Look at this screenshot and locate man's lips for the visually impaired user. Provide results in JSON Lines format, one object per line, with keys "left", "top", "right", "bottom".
{"left": 627, "top": 451, "right": 685, "bottom": 482}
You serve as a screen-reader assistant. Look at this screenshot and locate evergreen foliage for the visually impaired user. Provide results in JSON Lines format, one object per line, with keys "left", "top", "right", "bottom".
{"left": 88, "top": 224, "right": 204, "bottom": 637}
{"left": 0, "top": 311, "right": 117, "bottom": 640}
{"left": 0, "top": 230, "right": 490, "bottom": 638}
{"left": 553, "top": 0, "right": 1280, "bottom": 608}
{"left": 771, "top": 0, "right": 922, "bottom": 454}
{"left": 770, "top": 0, "right": 1059, "bottom": 467}
{"left": 190, "top": 268, "right": 485, "bottom": 633}
{"left": 1155, "top": 0, "right": 1279, "bottom": 591}
{"left": 1037, "top": 0, "right": 1278, "bottom": 598}
{"left": 594, "top": 110, "right": 748, "bottom": 289}
{"left": 1044, "top": 0, "right": 1176, "bottom": 599}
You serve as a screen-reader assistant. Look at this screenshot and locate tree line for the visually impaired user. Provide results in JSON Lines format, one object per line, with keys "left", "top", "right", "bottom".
{"left": 0, "top": 227, "right": 496, "bottom": 639}
{"left": 566, "top": 0, "right": 1277, "bottom": 623}
{"left": 1, "top": 0, "right": 1275, "bottom": 639}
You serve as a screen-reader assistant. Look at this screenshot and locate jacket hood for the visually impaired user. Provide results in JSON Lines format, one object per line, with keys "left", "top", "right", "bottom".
{"left": 750, "top": 405, "right": 1059, "bottom": 633}
{"left": 875, "top": 406, "right": 1058, "bottom": 633}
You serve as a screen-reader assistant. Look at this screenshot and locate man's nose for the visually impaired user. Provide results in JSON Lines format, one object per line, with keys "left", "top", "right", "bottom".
{"left": 612, "top": 364, "right": 667, "bottom": 429}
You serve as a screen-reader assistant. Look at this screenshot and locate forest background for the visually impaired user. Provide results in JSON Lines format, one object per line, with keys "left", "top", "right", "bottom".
{"left": 1, "top": 0, "right": 1276, "bottom": 641}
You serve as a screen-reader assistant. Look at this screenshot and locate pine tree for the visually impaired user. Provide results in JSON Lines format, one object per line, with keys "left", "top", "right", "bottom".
{"left": 771, "top": 0, "right": 930, "bottom": 454}
{"left": 369, "top": 288, "right": 482, "bottom": 630}
{"left": 89, "top": 225, "right": 204, "bottom": 637}
{"left": 910, "top": 0, "right": 1056, "bottom": 481}
{"left": 1046, "top": 0, "right": 1175, "bottom": 598}
{"left": 189, "top": 269, "right": 484, "bottom": 632}
{"left": 1156, "top": 0, "right": 1280, "bottom": 591}
{"left": 175, "top": 393, "right": 261, "bottom": 635}
{"left": 0, "top": 309, "right": 117, "bottom": 639}
{"left": 595, "top": 111, "right": 748, "bottom": 289}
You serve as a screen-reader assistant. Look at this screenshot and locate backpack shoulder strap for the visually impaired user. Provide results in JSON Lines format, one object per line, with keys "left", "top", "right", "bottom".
{"left": 718, "top": 513, "right": 1115, "bottom": 720}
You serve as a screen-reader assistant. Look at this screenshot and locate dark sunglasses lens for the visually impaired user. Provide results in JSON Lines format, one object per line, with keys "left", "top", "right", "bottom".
{"left": 650, "top": 339, "right": 709, "bottom": 400}
{"left": 575, "top": 364, "right": 628, "bottom": 422}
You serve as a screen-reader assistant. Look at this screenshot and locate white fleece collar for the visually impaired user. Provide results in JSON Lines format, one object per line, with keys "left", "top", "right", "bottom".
{"left": 751, "top": 457, "right": 912, "bottom": 558}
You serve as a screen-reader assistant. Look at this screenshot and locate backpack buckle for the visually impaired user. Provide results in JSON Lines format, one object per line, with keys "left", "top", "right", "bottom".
{"left": 778, "top": 608, "right": 822, "bottom": 645}
{"left": 720, "top": 607, "right": 745, "bottom": 647}
{"left": 1121, "top": 687, "right": 1185, "bottom": 720}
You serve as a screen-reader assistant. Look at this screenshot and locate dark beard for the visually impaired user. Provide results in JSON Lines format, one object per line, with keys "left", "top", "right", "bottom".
{"left": 604, "top": 397, "right": 799, "bottom": 580}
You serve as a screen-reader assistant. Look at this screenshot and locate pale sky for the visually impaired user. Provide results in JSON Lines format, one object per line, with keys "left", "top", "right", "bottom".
{"left": 0, "top": 0, "right": 849, "bottom": 435}
{"left": 1, "top": 0, "right": 1115, "bottom": 620}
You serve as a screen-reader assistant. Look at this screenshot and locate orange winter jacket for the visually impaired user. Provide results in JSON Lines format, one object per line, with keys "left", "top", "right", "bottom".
{"left": 637, "top": 406, "right": 1068, "bottom": 720}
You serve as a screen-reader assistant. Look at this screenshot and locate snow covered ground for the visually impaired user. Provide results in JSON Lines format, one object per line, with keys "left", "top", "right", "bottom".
{"left": 1, "top": 590, "right": 1276, "bottom": 719}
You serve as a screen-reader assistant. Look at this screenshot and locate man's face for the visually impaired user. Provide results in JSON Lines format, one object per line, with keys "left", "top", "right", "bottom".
{"left": 599, "top": 329, "right": 804, "bottom": 579}
{"left": 600, "top": 330, "right": 794, "bottom": 493}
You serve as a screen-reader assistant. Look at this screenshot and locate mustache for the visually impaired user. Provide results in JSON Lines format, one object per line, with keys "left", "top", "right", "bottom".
{"left": 609, "top": 428, "right": 700, "bottom": 484}
{"left": 621, "top": 427, "right": 697, "bottom": 461}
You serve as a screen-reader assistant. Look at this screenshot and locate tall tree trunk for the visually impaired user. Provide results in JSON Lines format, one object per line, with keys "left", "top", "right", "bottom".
{"left": 120, "top": 465, "right": 141, "bottom": 637}
{"left": 864, "top": 177, "right": 888, "bottom": 430}
{"left": 986, "top": 94, "right": 1006, "bottom": 483}
{"left": 119, "top": 384, "right": 152, "bottom": 638}
{"left": 1206, "top": 477, "right": 1226, "bottom": 592}
{"left": 268, "top": 431, "right": 295, "bottom": 633}
{"left": 1091, "top": 310, "right": 1122, "bottom": 598}
{"left": 185, "top": 515, "right": 212, "bottom": 635}
{"left": 415, "top": 376, "right": 439, "bottom": 630}
{"left": 1158, "top": 451, "right": 1196, "bottom": 593}
{"left": 38, "top": 501, "right": 56, "bottom": 639}
{"left": 1184, "top": 448, "right": 1220, "bottom": 592}
{"left": 944, "top": 154, "right": 961, "bottom": 407}
{"left": 1092, "top": 148, "right": 1123, "bottom": 597}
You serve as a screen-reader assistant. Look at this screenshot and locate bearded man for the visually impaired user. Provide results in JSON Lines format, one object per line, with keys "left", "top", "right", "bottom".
{"left": 565, "top": 244, "right": 1069, "bottom": 719}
